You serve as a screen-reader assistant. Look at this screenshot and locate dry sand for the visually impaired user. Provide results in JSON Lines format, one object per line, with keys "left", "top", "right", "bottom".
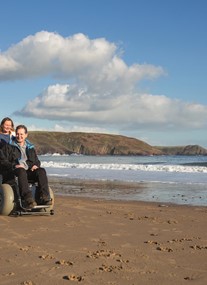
{"left": 0, "top": 179, "right": 207, "bottom": 285}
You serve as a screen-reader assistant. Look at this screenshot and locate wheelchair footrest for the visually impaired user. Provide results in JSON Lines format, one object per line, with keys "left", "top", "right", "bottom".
{"left": 33, "top": 205, "right": 50, "bottom": 209}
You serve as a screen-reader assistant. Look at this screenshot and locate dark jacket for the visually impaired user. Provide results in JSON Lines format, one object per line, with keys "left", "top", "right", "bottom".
{"left": 0, "top": 138, "right": 40, "bottom": 172}
{"left": 0, "top": 133, "right": 14, "bottom": 148}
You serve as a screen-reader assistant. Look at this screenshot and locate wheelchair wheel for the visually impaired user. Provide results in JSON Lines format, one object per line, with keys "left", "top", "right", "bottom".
{"left": 0, "top": 184, "right": 15, "bottom": 215}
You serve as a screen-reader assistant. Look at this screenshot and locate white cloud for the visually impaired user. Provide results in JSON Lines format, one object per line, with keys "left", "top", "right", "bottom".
{"left": 15, "top": 83, "right": 207, "bottom": 130}
{"left": 0, "top": 31, "right": 164, "bottom": 90}
{"left": 2, "top": 30, "right": 207, "bottom": 132}
{"left": 27, "top": 122, "right": 111, "bottom": 135}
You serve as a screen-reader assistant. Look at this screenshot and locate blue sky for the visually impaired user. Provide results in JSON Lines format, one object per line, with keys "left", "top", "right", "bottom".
{"left": 0, "top": 0, "right": 207, "bottom": 147}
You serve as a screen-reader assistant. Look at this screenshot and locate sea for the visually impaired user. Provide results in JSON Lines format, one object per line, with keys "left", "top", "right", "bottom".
{"left": 40, "top": 154, "right": 207, "bottom": 207}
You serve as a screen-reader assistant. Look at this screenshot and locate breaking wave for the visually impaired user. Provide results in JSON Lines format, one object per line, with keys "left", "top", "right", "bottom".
{"left": 41, "top": 161, "right": 207, "bottom": 173}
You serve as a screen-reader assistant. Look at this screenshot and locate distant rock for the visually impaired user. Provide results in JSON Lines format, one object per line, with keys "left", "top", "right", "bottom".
{"left": 155, "top": 145, "right": 207, "bottom": 155}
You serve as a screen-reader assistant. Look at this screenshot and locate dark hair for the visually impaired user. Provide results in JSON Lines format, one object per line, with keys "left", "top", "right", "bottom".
{"left": 16, "top": 125, "right": 28, "bottom": 134}
{"left": 0, "top": 117, "right": 14, "bottom": 133}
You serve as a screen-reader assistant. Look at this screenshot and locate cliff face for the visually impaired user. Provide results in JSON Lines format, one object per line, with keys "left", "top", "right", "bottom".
{"left": 28, "top": 131, "right": 207, "bottom": 156}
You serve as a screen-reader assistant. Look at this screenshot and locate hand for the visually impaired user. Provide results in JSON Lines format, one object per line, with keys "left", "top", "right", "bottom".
{"left": 31, "top": 165, "right": 38, "bottom": 171}
{"left": 15, "top": 164, "right": 25, "bottom": 169}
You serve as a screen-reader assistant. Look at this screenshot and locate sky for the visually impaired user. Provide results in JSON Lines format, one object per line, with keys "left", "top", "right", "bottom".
{"left": 0, "top": 0, "right": 207, "bottom": 147}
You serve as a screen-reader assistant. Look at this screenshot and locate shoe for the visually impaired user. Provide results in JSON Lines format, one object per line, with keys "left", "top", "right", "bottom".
{"left": 25, "top": 199, "right": 37, "bottom": 209}
{"left": 42, "top": 199, "right": 52, "bottom": 206}
{"left": 40, "top": 196, "right": 52, "bottom": 205}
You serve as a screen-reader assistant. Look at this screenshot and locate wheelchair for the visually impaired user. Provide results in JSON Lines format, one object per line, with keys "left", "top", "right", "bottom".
{"left": 0, "top": 175, "right": 54, "bottom": 216}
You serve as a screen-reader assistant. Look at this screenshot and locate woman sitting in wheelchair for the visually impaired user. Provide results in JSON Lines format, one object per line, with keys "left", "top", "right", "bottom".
{"left": 0, "top": 124, "right": 52, "bottom": 209}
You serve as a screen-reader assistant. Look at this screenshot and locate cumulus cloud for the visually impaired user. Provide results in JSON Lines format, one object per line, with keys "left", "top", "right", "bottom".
{"left": 0, "top": 31, "right": 164, "bottom": 91}
{"left": 2, "top": 30, "right": 207, "bottom": 131}
{"left": 15, "top": 83, "right": 207, "bottom": 130}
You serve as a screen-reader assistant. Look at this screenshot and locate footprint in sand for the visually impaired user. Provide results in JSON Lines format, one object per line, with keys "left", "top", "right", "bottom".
{"left": 86, "top": 249, "right": 121, "bottom": 259}
{"left": 39, "top": 254, "right": 55, "bottom": 260}
{"left": 184, "top": 274, "right": 203, "bottom": 281}
{"left": 99, "top": 263, "right": 123, "bottom": 272}
{"left": 4, "top": 272, "right": 15, "bottom": 276}
{"left": 56, "top": 259, "right": 73, "bottom": 266}
{"left": 63, "top": 274, "right": 83, "bottom": 281}
{"left": 156, "top": 246, "right": 173, "bottom": 252}
{"left": 20, "top": 281, "right": 34, "bottom": 285}
{"left": 190, "top": 245, "right": 207, "bottom": 250}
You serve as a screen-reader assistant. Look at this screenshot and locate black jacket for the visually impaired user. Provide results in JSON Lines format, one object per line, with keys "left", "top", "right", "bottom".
{"left": 0, "top": 139, "right": 40, "bottom": 172}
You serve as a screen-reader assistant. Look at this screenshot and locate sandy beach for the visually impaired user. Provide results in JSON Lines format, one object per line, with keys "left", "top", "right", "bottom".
{"left": 1, "top": 179, "right": 207, "bottom": 285}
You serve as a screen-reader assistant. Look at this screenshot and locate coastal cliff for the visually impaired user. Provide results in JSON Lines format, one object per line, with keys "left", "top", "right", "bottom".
{"left": 28, "top": 131, "right": 207, "bottom": 156}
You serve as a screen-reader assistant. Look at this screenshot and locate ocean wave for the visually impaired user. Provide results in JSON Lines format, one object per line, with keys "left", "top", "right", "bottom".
{"left": 41, "top": 161, "right": 207, "bottom": 173}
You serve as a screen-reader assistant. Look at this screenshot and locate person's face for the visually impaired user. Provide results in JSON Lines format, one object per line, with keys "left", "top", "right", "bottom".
{"left": 2, "top": 120, "right": 13, "bottom": 134}
{"left": 16, "top": 128, "right": 28, "bottom": 144}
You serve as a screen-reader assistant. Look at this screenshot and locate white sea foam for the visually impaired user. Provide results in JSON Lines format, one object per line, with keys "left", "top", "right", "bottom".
{"left": 41, "top": 161, "right": 207, "bottom": 173}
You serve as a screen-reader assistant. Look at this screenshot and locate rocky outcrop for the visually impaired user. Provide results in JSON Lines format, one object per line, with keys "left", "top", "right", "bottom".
{"left": 155, "top": 145, "right": 207, "bottom": 155}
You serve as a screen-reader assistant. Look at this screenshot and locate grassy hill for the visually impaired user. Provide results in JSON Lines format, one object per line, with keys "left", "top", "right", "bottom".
{"left": 28, "top": 131, "right": 163, "bottom": 155}
{"left": 155, "top": 145, "right": 207, "bottom": 155}
{"left": 27, "top": 131, "right": 207, "bottom": 156}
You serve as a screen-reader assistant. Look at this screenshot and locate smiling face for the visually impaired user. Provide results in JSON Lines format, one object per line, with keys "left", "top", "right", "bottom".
{"left": 16, "top": 127, "right": 28, "bottom": 146}
{"left": 2, "top": 119, "right": 13, "bottom": 134}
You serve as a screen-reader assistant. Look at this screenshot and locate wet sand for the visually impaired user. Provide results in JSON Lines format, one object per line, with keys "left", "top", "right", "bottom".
{"left": 0, "top": 178, "right": 207, "bottom": 284}
{"left": 48, "top": 176, "right": 207, "bottom": 206}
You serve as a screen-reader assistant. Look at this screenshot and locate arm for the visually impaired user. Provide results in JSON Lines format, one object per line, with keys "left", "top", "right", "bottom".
{"left": 0, "top": 145, "right": 16, "bottom": 171}
{"left": 26, "top": 148, "right": 41, "bottom": 170}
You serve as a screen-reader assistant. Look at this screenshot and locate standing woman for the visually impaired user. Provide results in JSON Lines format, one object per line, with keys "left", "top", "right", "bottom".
{"left": 0, "top": 117, "right": 15, "bottom": 148}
